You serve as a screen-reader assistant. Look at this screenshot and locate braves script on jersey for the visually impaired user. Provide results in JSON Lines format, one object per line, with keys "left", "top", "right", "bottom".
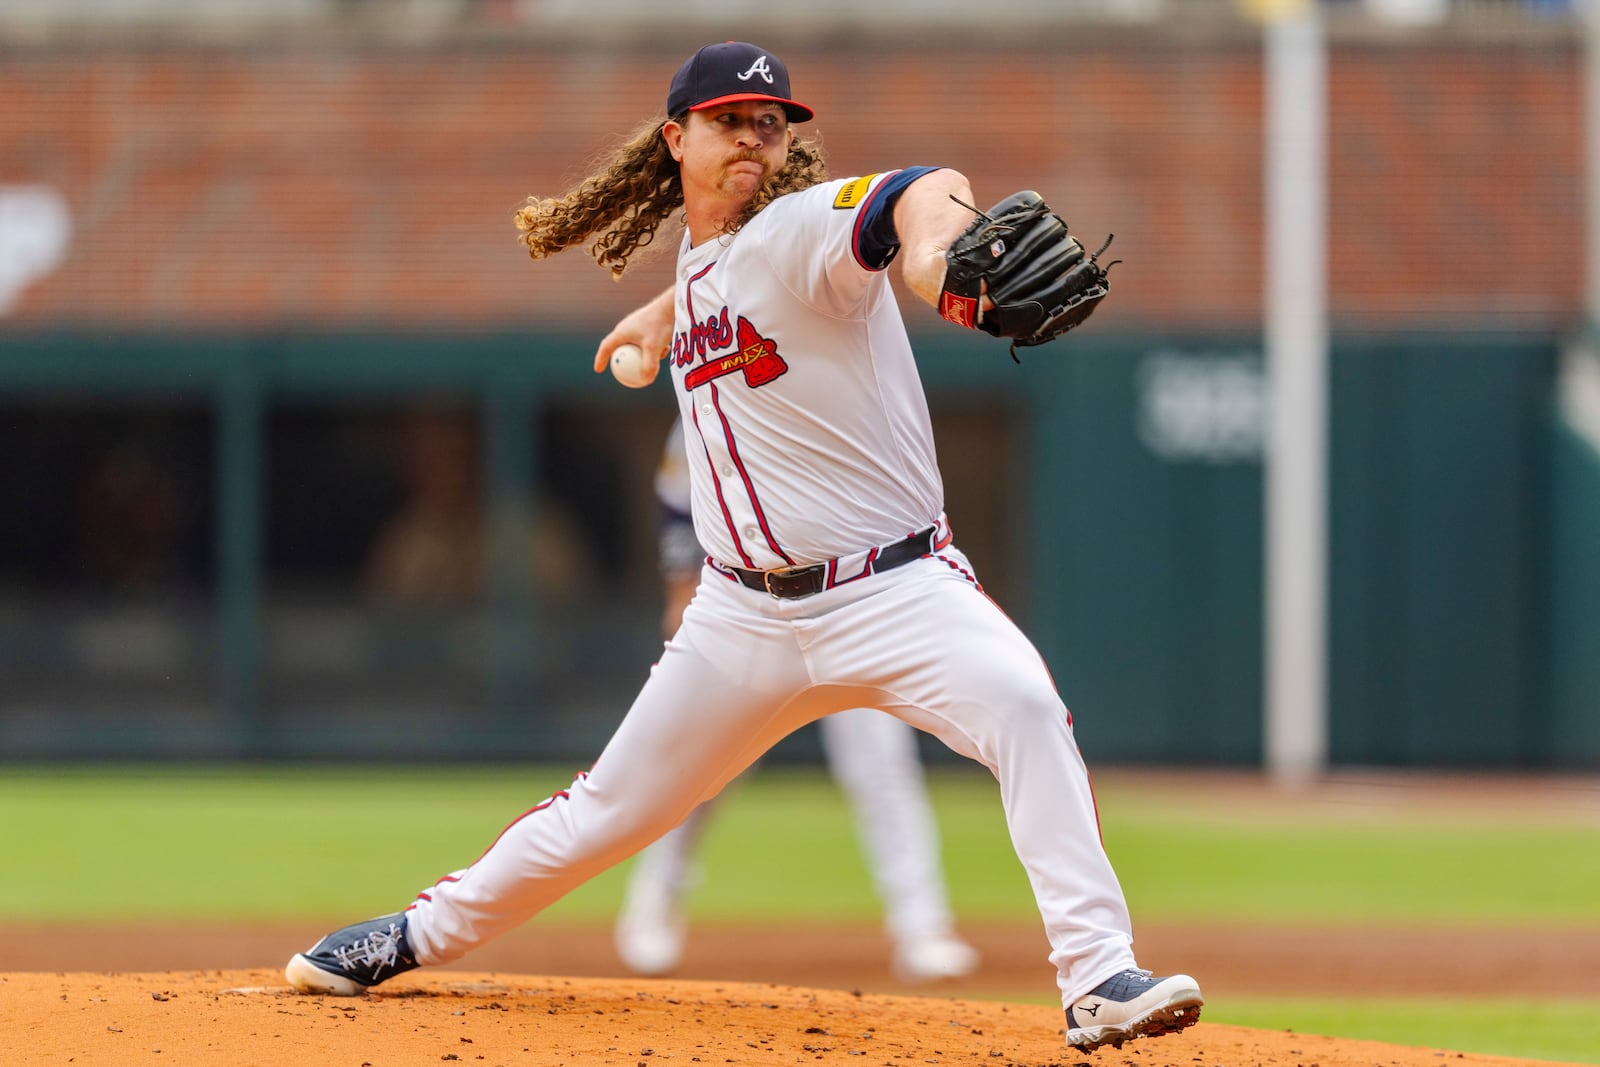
{"left": 670, "top": 169, "right": 946, "bottom": 570}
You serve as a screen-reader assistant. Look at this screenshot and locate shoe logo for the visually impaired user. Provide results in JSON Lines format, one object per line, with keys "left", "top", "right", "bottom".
{"left": 1078, "top": 1000, "right": 1101, "bottom": 1017}
{"left": 736, "top": 56, "right": 775, "bottom": 84}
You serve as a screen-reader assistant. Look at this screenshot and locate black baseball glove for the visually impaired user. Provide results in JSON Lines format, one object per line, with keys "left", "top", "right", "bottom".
{"left": 938, "top": 190, "right": 1116, "bottom": 357}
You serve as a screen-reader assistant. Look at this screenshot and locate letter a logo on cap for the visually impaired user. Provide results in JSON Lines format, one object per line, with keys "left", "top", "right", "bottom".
{"left": 737, "top": 56, "right": 774, "bottom": 84}
{"left": 666, "top": 42, "right": 814, "bottom": 122}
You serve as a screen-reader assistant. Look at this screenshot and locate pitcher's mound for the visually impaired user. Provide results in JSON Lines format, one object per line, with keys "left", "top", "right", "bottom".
{"left": 3, "top": 969, "right": 1557, "bottom": 1067}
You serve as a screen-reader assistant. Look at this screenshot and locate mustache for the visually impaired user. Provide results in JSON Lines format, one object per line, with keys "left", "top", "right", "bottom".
{"left": 724, "top": 149, "right": 770, "bottom": 170}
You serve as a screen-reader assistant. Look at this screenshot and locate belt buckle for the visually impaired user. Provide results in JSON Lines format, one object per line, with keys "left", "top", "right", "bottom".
{"left": 763, "top": 564, "right": 815, "bottom": 598}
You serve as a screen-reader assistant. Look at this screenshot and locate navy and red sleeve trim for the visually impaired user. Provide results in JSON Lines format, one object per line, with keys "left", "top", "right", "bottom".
{"left": 851, "top": 165, "right": 941, "bottom": 271}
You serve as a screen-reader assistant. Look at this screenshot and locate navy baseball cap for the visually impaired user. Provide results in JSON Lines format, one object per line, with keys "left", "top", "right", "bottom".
{"left": 666, "top": 41, "right": 814, "bottom": 123}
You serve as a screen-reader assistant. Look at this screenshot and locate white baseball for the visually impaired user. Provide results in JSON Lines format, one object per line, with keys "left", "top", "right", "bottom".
{"left": 609, "top": 343, "right": 655, "bottom": 389}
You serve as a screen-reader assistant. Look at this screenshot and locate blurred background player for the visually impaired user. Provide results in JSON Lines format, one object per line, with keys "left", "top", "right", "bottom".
{"left": 614, "top": 416, "right": 981, "bottom": 983}
{"left": 360, "top": 406, "right": 603, "bottom": 609}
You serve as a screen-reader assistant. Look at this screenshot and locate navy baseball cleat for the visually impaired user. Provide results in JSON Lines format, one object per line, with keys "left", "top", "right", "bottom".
{"left": 285, "top": 912, "right": 420, "bottom": 995}
{"left": 1064, "top": 968, "right": 1203, "bottom": 1051}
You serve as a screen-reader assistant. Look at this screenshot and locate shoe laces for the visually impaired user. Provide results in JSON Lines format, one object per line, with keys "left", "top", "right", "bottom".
{"left": 333, "top": 923, "right": 404, "bottom": 974}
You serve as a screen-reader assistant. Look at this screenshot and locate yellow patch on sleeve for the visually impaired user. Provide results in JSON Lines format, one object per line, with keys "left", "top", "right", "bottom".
{"left": 832, "top": 174, "right": 878, "bottom": 210}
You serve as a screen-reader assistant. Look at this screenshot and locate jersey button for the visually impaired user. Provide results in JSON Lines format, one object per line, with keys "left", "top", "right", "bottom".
{"left": 744, "top": 526, "right": 759, "bottom": 539}
{"left": 700, "top": 403, "right": 713, "bottom": 415}
{"left": 719, "top": 465, "right": 735, "bottom": 478}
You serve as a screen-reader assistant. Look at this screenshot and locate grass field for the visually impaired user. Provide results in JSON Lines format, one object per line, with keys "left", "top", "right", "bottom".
{"left": 5, "top": 763, "right": 1598, "bottom": 1063}
{"left": 1214, "top": 997, "right": 1600, "bottom": 1066}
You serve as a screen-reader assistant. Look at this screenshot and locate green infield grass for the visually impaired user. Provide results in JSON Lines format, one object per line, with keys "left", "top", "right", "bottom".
{"left": 5, "top": 764, "right": 1597, "bottom": 925}
{"left": 1206, "top": 996, "right": 1599, "bottom": 1065}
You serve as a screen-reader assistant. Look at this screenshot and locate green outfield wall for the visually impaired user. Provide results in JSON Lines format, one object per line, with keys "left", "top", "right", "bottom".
{"left": 1549, "top": 417, "right": 1600, "bottom": 762}
{"left": 0, "top": 330, "right": 1587, "bottom": 769}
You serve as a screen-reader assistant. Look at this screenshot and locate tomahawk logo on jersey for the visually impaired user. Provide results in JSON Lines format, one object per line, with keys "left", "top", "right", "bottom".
{"left": 683, "top": 316, "right": 787, "bottom": 389}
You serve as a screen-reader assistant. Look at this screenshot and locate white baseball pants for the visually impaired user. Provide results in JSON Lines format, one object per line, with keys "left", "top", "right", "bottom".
{"left": 403, "top": 547, "right": 1138, "bottom": 1004}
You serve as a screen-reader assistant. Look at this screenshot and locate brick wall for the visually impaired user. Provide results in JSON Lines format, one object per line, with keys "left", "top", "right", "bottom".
{"left": 0, "top": 37, "right": 1583, "bottom": 332}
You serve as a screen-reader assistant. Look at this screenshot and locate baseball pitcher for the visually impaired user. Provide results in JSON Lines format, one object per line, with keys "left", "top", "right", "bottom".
{"left": 286, "top": 40, "right": 1200, "bottom": 1053}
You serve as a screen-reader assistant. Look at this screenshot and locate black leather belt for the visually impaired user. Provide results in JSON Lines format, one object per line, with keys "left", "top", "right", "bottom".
{"left": 729, "top": 526, "right": 938, "bottom": 600}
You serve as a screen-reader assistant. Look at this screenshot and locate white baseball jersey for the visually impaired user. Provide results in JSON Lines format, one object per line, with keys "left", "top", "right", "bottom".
{"left": 666, "top": 170, "right": 945, "bottom": 570}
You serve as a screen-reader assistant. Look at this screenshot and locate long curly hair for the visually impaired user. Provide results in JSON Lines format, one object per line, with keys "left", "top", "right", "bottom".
{"left": 514, "top": 115, "right": 829, "bottom": 279}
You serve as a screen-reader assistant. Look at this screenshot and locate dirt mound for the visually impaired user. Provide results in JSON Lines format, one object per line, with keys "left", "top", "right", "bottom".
{"left": 3, "top": 969, "right": 1563, "bottom": 1067}
{"left": 8, "top": 920, "right": 1598, "bottom": 998}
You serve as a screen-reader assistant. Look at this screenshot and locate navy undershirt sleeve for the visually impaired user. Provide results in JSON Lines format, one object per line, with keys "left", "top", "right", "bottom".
{"left": 854, "top": 165, "right": 942, "bottom": 271}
